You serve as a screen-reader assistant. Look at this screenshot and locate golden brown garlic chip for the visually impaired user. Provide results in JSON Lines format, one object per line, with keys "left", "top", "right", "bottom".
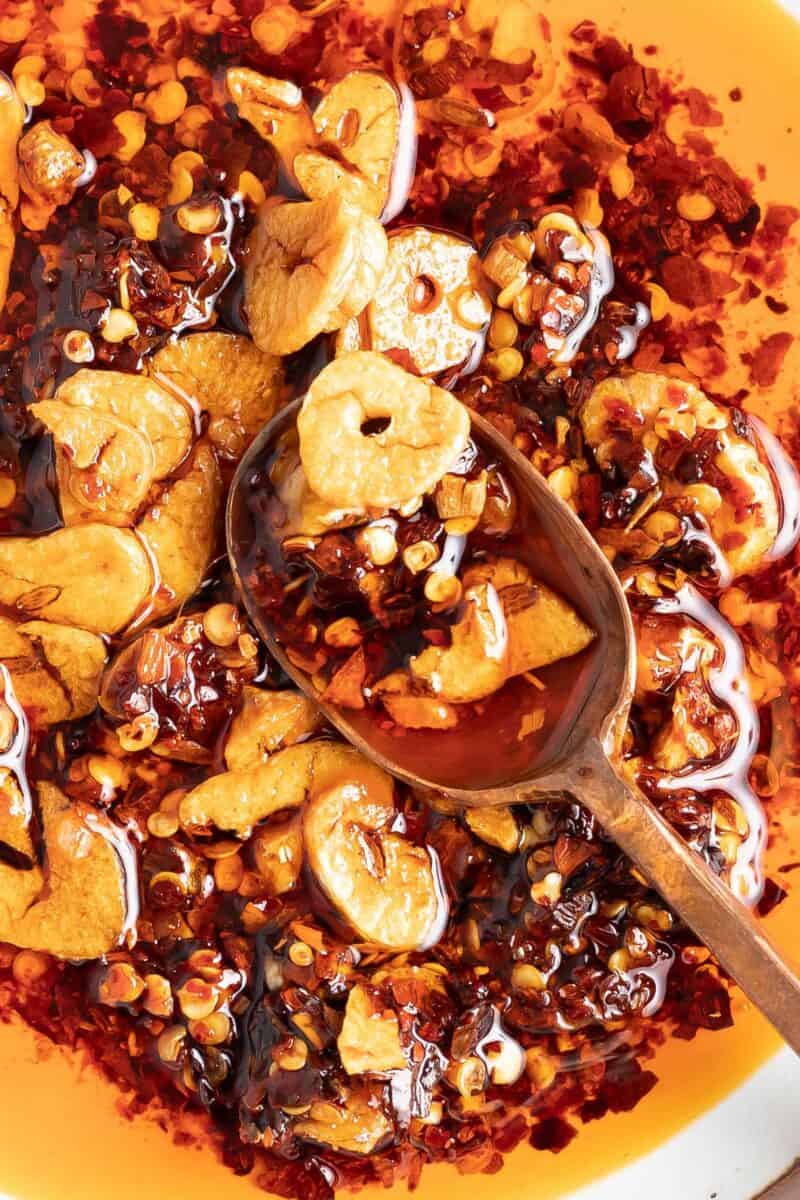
{"left": 244, "top": 194, "right": 388, "bottom": 356}
{"left": 304, "top": 772, "right": 446, "bottom": 950}
{"left": 294, "top": 70, "right": 416, "bottom": 222}
{"left": 298, "top": 351, "right": 471, "bottom": 510}
{"left": 226, "top": 67, "right": 315, "bottom": 187}
{"left": 337, "top": 227, "right": 491, "bottom": 377}
{"left": 465, "top": 806, "right": 520, "bottom": 853}
{"left": 53, "top": 368, "right": 193, "bottom": 482}
{"left": 0, "top": 524, "right": 151, "bottom": 634}
{"left": 18, "top": 120, "right": 85, "bottom": 206}
{"left": 251, "top": 814, "right": 303, "bottom": 895}
{"left": 0, "top": 783, "right": 134, "bottom": 960}
{"left": 410, "top": 582, "right": 509, "bottom": 703}
{"left": 462, "top": 557, "right": 595, "bottom": 676}
{"left": 224, "top": 686, "right": 320, "bottom": 771}
{"left": 0, "top": 74, "right": 24, "bottom": 313}
{"left": 31, "top": 400, "right": 156, "bottom": 527}
{"left": 294, "top": 1094, "right": 394, "bottom": 1156}
{"left": 0, "top": 616, "right": 107, "bottom": 725}
{"left": 0, "top": 766, "right": 33, "bottom": 864}
{"left": 338, "top": 984, "right": 406, "bottom": 1075}
{"left": 180, "top": 741, "right": 392, "bottom": 839}
{"left": 149, "top": 333, "right": 286, "bottom": 460}
{"left": 581, "top": 372, "right": 779, "bottom": 577}
{"left": 137, "top": 441, "right": 223, "bottom": 622}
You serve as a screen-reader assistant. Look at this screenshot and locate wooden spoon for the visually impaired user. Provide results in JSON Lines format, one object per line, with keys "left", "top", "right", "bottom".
{"left": 227, "top": 397, "right": 800, "bottom": 1054}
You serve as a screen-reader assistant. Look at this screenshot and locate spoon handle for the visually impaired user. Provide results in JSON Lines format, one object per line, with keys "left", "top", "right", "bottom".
{"left": 570, "top": 739, "right": 800, "bottom": 1055}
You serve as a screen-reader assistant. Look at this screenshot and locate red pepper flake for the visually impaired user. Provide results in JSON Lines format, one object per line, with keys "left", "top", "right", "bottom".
{"left": 660, "top": 255, "right": 735, "bottom": 309}
{"left": 742, "top": 331, "right": 793, "bottom": 387}
{"left": 685, "top": 87, "right": 723, "bottom": 127}
{"left": 529, "top": 1116, "right": 577, "bottom": 1153}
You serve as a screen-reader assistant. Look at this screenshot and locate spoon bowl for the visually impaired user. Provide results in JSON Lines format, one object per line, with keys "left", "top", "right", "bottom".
{"left": 228, "top": 395, "right": 800, "bottom": 1054}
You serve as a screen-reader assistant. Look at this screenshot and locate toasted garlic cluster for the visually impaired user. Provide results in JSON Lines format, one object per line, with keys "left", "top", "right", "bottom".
{"left": 482, "top": 210, "right": 615, "bottom": 367}
{"left": 178, "top": 739, "right": 447, "bottom": 951}
{"left": 581, "top": 372, "right": 780, "bottom": 578}
{"left": 235, "top": 66, "right": 492, "bottom": 375}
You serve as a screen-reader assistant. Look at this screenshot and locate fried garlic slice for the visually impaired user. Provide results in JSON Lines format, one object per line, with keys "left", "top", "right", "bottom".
{"left": 244, "top": 194, "right": 388, "bottom": 355}
{"left": 149, "top": 333, "right": 286, "bottom": 460}
{"left": 0, "top": 524, "right": 151, "bottom": 634}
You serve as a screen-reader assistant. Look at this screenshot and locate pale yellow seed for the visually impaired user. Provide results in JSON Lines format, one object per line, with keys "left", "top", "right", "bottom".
{"left": 98, "top": 962, "right": 144, "bottom": 1005}
{"left": 488, "top": 310, "right": 518, "bottom": 350}
{"left": 176, "top": 978, "right": 218, "bottom": 1021}
{"left": 288, "top": 941, "right": 314, "bottom": 968}
{"left": 116, "top": 712, "right": 159, "bottom": 752}
{"left": 251, "top": 6, "right": 301, "bottom": 55}
{"left": 547, "top": 465, "right": 579, "bottom": 503}
{"left": 189, "top": 1011, "right": 231, "bottom": 1045}
{"left": 511, "top": 963, "right": 547, "bottom": 991}
{"left": 356, "top": 524, "right": 398, "bottom": 566}
{"left": 496, "top": 275, "right": 527, "bottom": 309}
{"left": 100, "top": 307, "right": 138, "bottom": 343}
{"left": 574, "top": 187, "right": 603, "bottom": 228}
{"left": 402, "top": 540, "right": 439, "bottom": 574}
{"left": 129, "top": 202, "right": 161, "bottom": 241}
{"left": 677, "top": 192, "right": 716, "bottom": 222}
{"left": 203, "top": 603, "right": 241, "bottom": 647}
{"left": 485, "top": 347, "right": 524, "bottom": 382}
{"left": 142, "top": 973, "right": 174, "bottom": 1017}
{"left": 112, "top": 110, "right": 147, "bottom": 163}
{"left": 167, "top": 166, "right": 194, "bottom": 205}
{"left": 88, "top": 754, "right": 127, "bottom": 790}
{"left": 608, "top": 160, "right": 635, "bottom": 200}
{"left": 444, "top": 515, "right": 479, "bottom": 535}
{"left": 143, "top": 79, "right": 188, "bottom": 125}
{"left": 276, "top": 1038, "right": 308, "bottom": 1071}
{"left": 608, "top": 948, "right": 632, "bottom": 973}
{"left": 12, "top": 950, "right": 50, "bottom": 986}
{"left": 684, "top": 481, "right": 722, "bottom": 517}
{"left": 147, "top": 811, "right": 180, "bottom": 839}
{"left": 157, "top": 1024, "right": 186, "bottom": 1063}
{"left": 177, "top": 57, "right": 208, "bottom": 80}
{"left": 529, "top": 870, "right": 562, "bottom": 906}
{"left": 642, "top": 510, "right": 682, "bottom": 544}
{"left": 451, "top": 1057, "right": 487, "bottom": 1098}
{"left": 177, "top": 200, "right": 221, "bottom": 236}
{"left": 62, "top": 329, "right": 95, "bottom": 363}
{"left": 424, "top": 573, "right": 463, "bottom": 608}
{"left": 69, "top": 66, "right": 101, "bottom": 106}
{"left": 15, "top": 75, "right": 45, "bottom": 107}
{"left": 12, "top": 55, "right": 45, "bottom": 80}
{"left": 645, "top": 282, "right": 669, "bottom": 321}
{"left": 238, "top": 170, "right": 266, "bottom": 207}
{"left": 0, "top": 477, "right": 15, "bottom": 508}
